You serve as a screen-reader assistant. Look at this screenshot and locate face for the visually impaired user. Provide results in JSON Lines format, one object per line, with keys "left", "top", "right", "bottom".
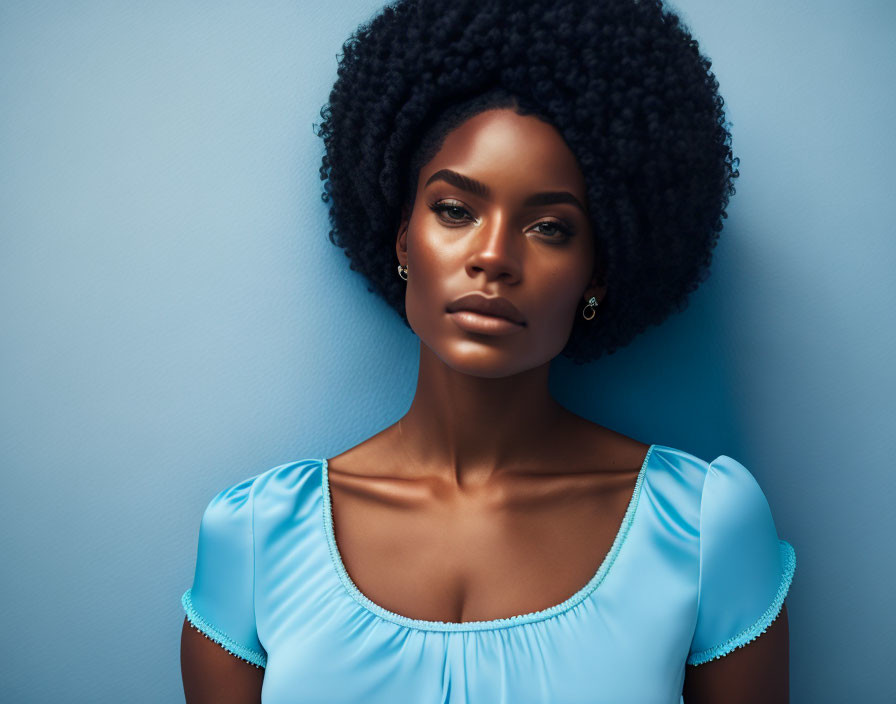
{"left": 395, "top": 108, "right": 606, "bottom": 378}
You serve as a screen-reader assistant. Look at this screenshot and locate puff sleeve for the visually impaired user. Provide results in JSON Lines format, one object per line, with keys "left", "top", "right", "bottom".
{"left": 686, "top": 455, "right": 796, "bottom": 666}
{"left": 181, "top": 476, "right": 267, "bottom": 668}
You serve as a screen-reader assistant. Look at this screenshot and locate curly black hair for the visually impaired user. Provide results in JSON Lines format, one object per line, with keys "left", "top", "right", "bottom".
{"left": 314, "top": 0, "right": 739, "bottom": 364}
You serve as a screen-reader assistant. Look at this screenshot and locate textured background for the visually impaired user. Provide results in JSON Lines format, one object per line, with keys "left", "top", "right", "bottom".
{"left": 1, "top": 1, "right": 893, "bottom": 701}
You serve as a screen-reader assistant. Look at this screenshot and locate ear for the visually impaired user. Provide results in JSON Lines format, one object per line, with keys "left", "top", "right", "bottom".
{"left": 583, "top": 266, "right": 607, "bottom": 305}
{"left": 395, "top": 202, "right": 411, "bottom": 267}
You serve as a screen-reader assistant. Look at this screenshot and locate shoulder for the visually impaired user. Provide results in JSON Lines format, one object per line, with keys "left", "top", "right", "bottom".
{"left": 201, "top": 458, "right": 325, "bottom": 522}
{"left": 634, "top": 444, "right": 712, "bottom": 539}
{"left": 251, "top": 457, "right": 325, "bottom": 497}
{"left": 646, "top": 443, "right": 791, "bottom": 551}
{"left": 646, "top": 444, "right": 772, "bottom": 501}
{"left": 644, "top": 443, "right": 714, "bottom": 498}
{"left": 217, "top": 457, "right": 324, "bottom": 498}
{"left": 642, "top": 444, "right": 784, "bottom": 542}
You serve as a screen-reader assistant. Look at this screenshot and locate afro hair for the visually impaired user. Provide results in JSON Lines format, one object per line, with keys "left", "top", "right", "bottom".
{"left": 314, "top": 0, "right": 739, "bottom": 364}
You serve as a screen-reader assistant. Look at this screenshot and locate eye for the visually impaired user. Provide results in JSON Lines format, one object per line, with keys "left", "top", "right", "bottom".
{"left": 532, "top": 220, "right": 573, "bottom": 240}
{"left": 426, "top": 199, "right": 574, "bottom": 242}
{"left": 428, "top": 200, "right": 473, "bottom": 224}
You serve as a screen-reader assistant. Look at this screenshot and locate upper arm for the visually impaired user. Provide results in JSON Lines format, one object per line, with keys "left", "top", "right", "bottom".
{"left": 181, "top": 616, "right": 264, "bottom": 704}
{"left": 683, "top": 455, "right": 797, "bottom": 701}
{"left": 683, "top": 602, "right": 790, "bottom": 703}
{"left": 180, "top": 476, "right": 267, "bottom": 702}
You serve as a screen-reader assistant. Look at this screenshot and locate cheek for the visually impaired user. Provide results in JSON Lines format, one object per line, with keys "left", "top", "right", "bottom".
{"left": 403, "top": 226, "right": 455, "bottom": 326}
{"left": 407, "top": 213, "right": 469, "bottom": 288}
{"left": 536, "top": 265, "right": 589, "bottom": 319}
{"left": 410, "top": 215, "right": 457, "bottom": 267}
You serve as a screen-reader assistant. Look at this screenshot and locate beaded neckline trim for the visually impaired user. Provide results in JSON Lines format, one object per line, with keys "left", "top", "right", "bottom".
{"left": 320, "top": 443, "right": 656, "bottom": 633}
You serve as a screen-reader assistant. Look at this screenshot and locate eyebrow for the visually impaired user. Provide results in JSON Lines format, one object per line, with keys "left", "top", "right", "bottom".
{"left": 423, "top": 168, "right": 587, "bottom": 215}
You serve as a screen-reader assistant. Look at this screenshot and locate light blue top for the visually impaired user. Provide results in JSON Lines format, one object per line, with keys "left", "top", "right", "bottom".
{"left": 181, "top": 444, "right": 796, "bottom": 703}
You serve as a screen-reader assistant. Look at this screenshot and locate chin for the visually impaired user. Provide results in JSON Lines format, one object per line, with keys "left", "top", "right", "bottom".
{"left": 426, "top": 339, "right": 542, "bottom": 378}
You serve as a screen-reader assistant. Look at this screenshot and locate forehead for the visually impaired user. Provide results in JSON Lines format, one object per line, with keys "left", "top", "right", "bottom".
{"left": 420, "top": 109, "right": 587, "bottom": 198}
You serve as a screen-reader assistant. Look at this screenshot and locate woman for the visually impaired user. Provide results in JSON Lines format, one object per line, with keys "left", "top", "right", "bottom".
{"left": 180, "top": 0, "right": 796, "bottom": 702}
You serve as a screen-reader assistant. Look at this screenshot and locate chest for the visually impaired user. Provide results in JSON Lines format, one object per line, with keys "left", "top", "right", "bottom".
{"left": 255, "top": 455, "right": 699, "bottom": 704}
{"left": 325, "top": 467, "right": 643, "bottom": 624}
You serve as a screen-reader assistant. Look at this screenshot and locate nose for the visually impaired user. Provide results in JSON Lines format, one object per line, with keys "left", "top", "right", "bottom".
{"left": 465, "top": 211, "right": 522, "bottom": 282}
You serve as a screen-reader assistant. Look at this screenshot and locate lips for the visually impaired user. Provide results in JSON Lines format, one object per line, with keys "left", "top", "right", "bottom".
{"left": 446, "top": 292, "right": 526, "bottom": 325}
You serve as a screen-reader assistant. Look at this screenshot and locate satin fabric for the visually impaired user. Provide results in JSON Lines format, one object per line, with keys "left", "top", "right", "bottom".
{"left": 182, "top": 444, "right": 796, "bottom": 703}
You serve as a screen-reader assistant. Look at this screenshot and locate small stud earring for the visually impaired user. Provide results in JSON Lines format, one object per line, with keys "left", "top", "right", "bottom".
{"left": 582, "top": 295, "right": 599, "bottom": 320}
{"left": 397, "top": 264, "right": 408, "bottom": 281}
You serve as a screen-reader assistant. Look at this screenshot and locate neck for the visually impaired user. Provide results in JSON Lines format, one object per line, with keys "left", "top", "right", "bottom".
{"left": 393, "top": 340, "right": 571, "bottom": 487}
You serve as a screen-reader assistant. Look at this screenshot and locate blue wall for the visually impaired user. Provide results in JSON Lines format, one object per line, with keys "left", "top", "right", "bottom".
{"left": 1, "top": 1, "right": 892, "bottom": 701}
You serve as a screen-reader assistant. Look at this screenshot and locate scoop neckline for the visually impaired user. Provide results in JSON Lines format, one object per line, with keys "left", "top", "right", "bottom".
{"left": 319, "top": 443, "right": 656, "bottom": 633}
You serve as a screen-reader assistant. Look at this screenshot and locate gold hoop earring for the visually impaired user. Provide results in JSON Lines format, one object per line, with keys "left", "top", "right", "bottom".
{"left": 582, "top": 296, "right": 599, "bottom": 320}
{"left": 397, "top": 264, "right": 408, "bottom": 281}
